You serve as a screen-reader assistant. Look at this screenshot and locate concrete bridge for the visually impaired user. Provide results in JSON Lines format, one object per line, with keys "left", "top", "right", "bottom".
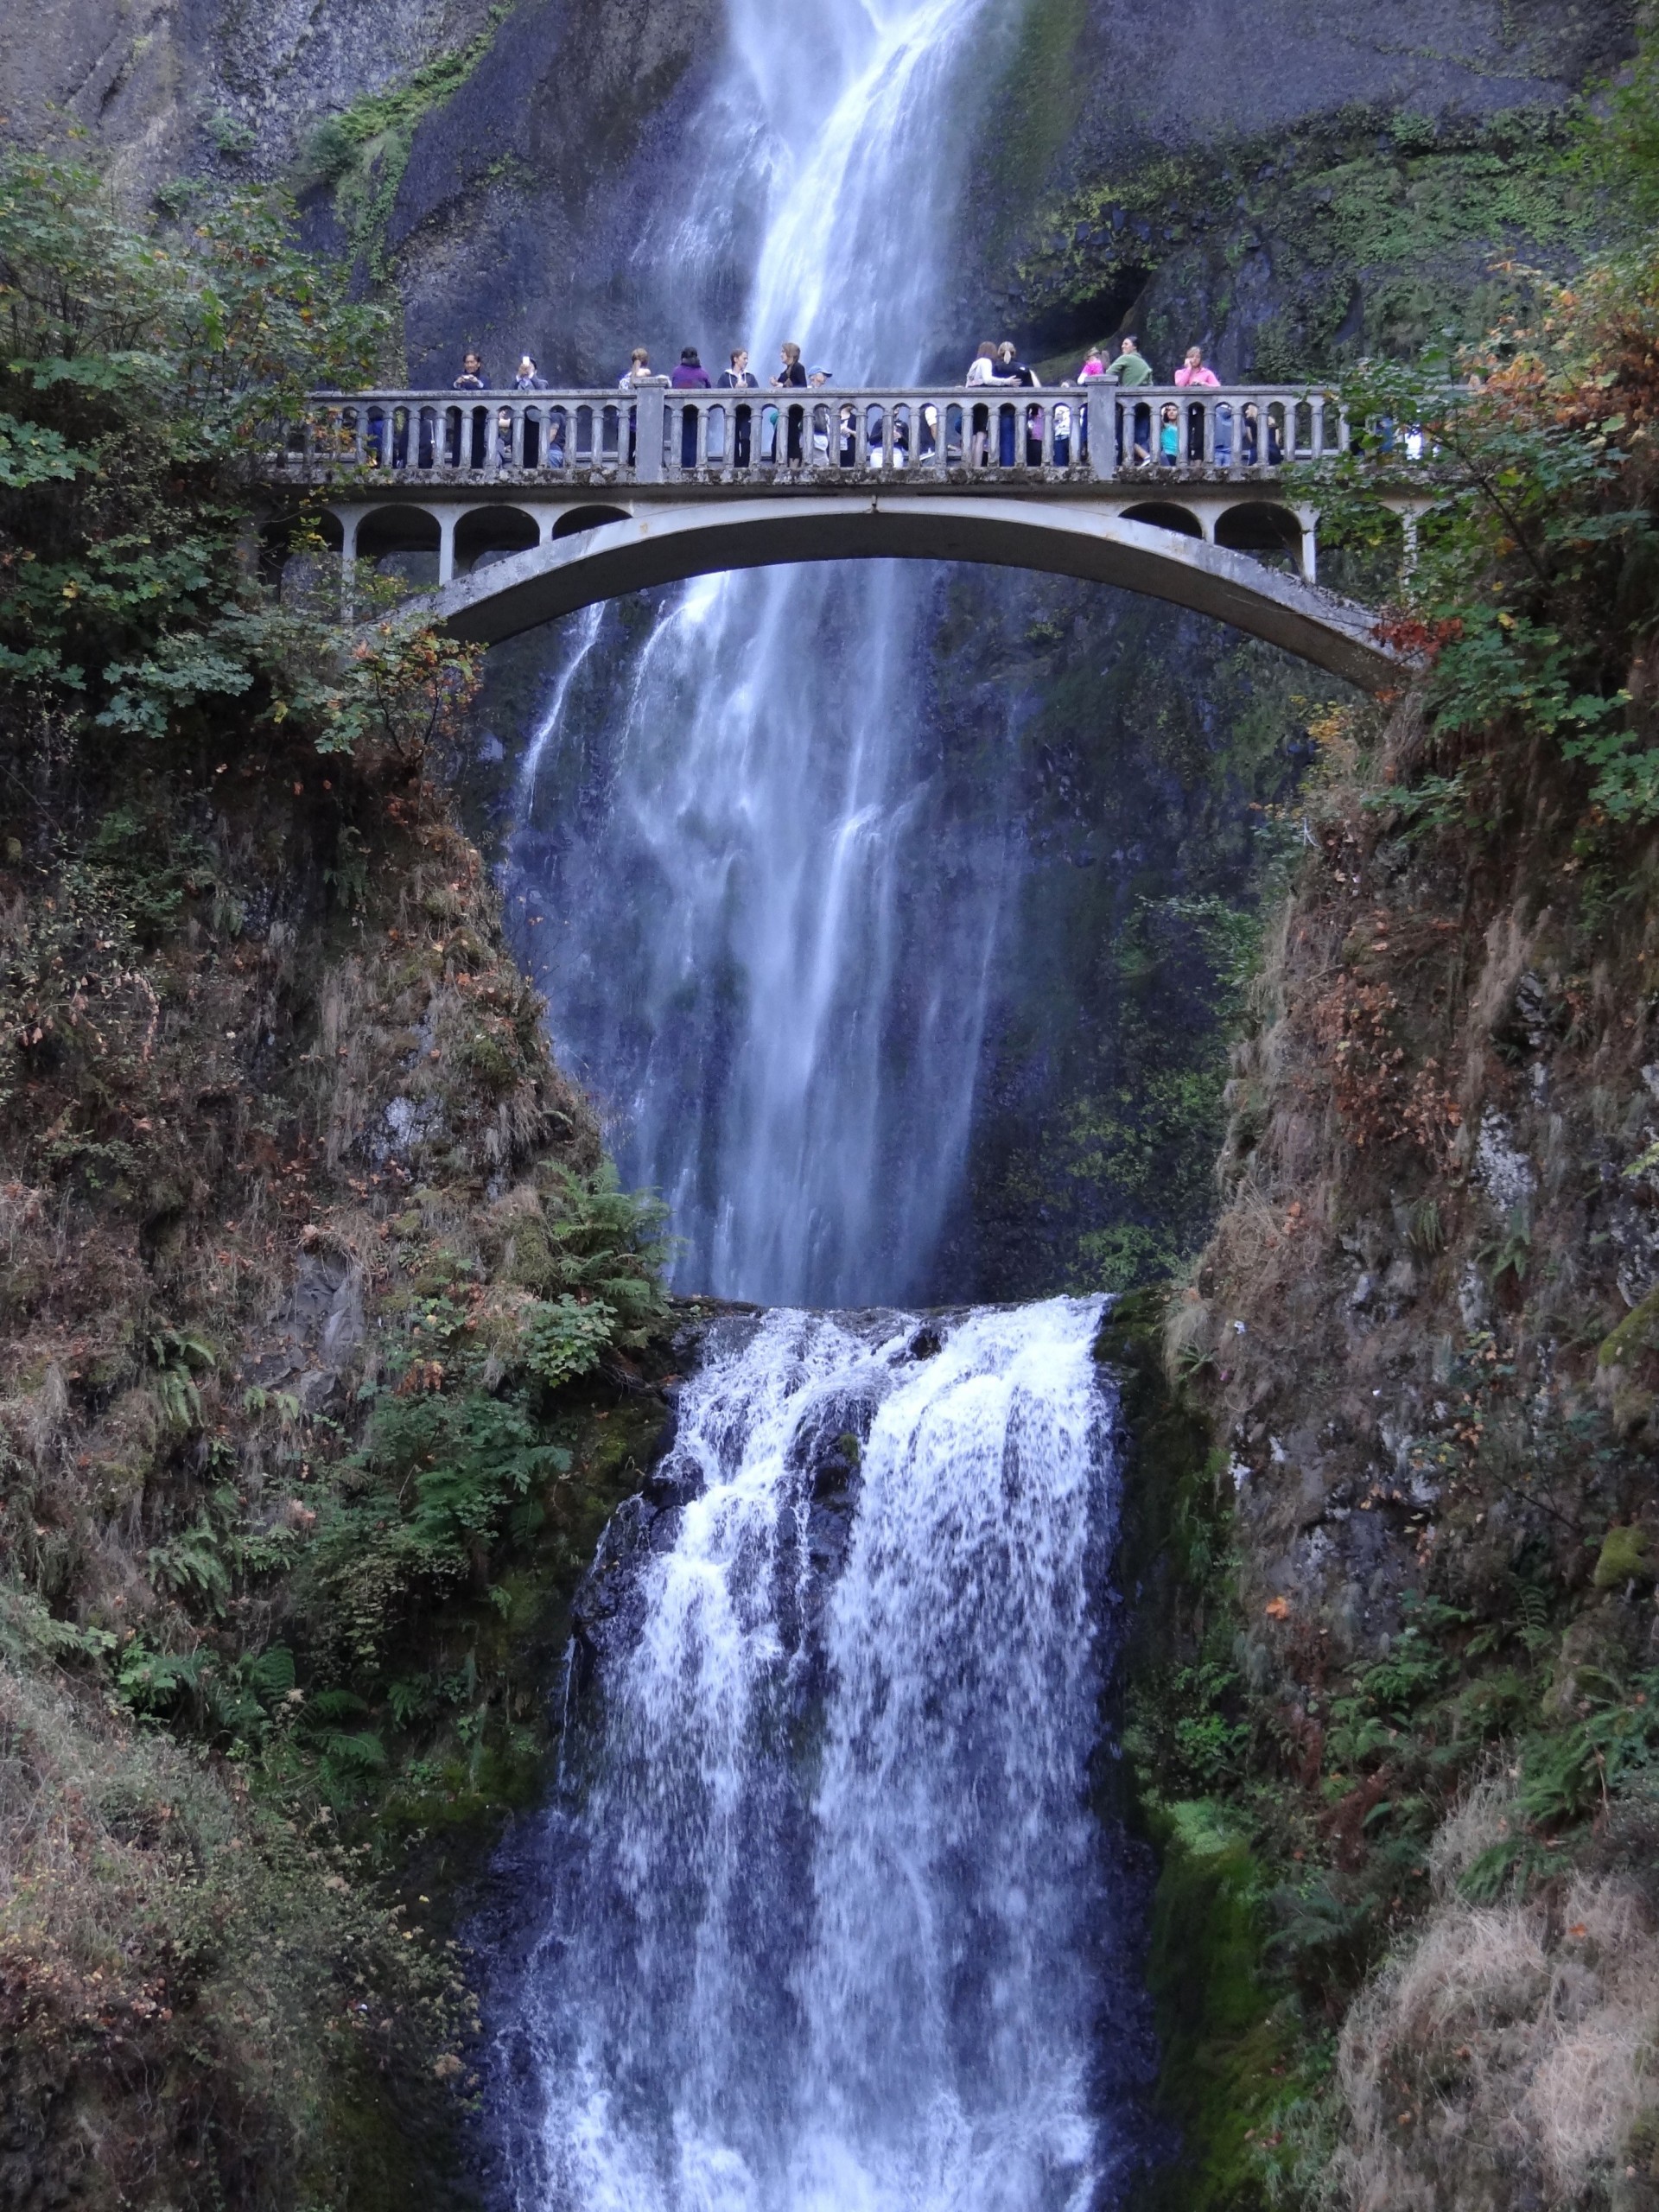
{"left": 265, "top": 382, "right": 1421, "bottom": 692}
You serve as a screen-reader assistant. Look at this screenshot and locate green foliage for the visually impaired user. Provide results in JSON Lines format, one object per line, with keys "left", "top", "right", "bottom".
{"left": 1171, "top": 1662, "right": 1252, "bottom": 1788}
{"left": 521, "top": 1294, "right": 617, "bottom": 1389}
{"left": 0, "top": 1576, "right": 117, "bottom": 1666}
{"left": 1020, "top": 102, "right": 1591, "bottom": 374}
{"left": 1300, "top": 202, "right": 1659, "bottom": 831}
{"left": 1055, "top": 897, "right": 1261, "bottom": 1292}
{"left": 0, "top": 149, "right": 429, "bottom": 760}
{"left": 144, "top": 1326, "right": 215, "bottom": 1431}
{"left": 370, "top": 1390, "right": 569, "bottom": 1559}
{"left": 532, "top": 1161, "right": 674, "bottom": 1339}
{"left": 1517, "top": 1669, "right": 1659, "bottom": 1824}
{"left": 116, "top": 1631, "right": 299, "bottom": 1746}
{"left": 1578, "top": 23, "right": 1659, "bottom": 236}
{"left": 1139, "top": 1797, "right": 1303, "bottom": 2212}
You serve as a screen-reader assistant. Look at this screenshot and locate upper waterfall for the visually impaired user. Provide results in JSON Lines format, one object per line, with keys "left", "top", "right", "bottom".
{"left": 505, "top": 0, "right": 1018, "bottom": 1306}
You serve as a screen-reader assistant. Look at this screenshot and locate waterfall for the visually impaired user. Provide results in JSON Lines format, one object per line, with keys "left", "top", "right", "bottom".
{"left": 491, "top": 1297, "right": 1148, "bottom": 2210}
{"left": 505, "top": 0, "right": 1019, "bottom": 1307}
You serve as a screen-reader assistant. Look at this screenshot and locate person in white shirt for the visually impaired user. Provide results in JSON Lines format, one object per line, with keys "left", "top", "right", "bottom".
{"left": 964, "top": 341, "right": 1013, "bottom": 467}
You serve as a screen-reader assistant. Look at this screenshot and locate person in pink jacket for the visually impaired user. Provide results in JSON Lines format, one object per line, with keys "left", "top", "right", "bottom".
{"left": 1174, "top": 346, "right": 1220, "bottom": 387}
{"left": 1175, "top": 346, "right": 1221, "bottom": 463}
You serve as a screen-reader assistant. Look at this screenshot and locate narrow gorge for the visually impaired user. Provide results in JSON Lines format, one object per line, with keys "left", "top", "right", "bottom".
{"left": 2, "top": 4, "right": 1657, "bottom": 2212}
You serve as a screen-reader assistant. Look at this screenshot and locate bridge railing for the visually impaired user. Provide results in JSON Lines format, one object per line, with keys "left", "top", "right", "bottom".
{"left": 272, "top": 384, "right": 1354, "bottom": 490}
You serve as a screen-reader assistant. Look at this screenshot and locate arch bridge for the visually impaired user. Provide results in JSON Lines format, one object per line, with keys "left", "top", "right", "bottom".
{"left": 264, "top": 383, "right": 1424, "bottom": 693}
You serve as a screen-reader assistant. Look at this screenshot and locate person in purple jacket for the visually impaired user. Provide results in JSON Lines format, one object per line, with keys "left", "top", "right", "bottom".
{"left": 671, "top": 346, "right": 711, "bottom": 468}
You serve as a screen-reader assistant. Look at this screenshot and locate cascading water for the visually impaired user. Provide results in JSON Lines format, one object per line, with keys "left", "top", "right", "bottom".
{"left": 491, "top": 1298, "right": 1149, "bottom": 2209}
{"left": 505, "top": 0, "right": 1019, "bottom": 1306}
{"left": 487, "top": 9, "right": 1157, "bottom": 2198}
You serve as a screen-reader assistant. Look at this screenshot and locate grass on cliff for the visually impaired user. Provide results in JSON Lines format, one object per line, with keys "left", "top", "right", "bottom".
{"left": 0, "top": 152, "right": 681, "bottom": 2209}
{"left": 1116, "top": 50, "right": 1659, "bottom": 2209}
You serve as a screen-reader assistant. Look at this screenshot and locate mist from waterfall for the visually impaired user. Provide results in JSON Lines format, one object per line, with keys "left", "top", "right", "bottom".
{"left": 491, "top": 1298, "right": 1148, "bottom": 2211}
{"left": 505, "top": 0, "right": 1017, "bottom": 1306}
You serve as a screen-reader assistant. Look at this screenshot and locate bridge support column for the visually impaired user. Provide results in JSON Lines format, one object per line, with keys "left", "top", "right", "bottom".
{"left": 437, "top": 510, "right": 458, "bottom": 588}
{"left": 1297, "top": 506, "right": 1319, "bottom": 588}
{"left": 336, "top": 507, "right": 361, "bottom": 624}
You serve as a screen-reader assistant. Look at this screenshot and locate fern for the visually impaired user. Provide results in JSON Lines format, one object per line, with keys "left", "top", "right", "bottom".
{"left": 148, "top": 1516, "right": 232, "bottom": 1612}
{"left": 538, "top": 1162, "right": 672, "bottom": 1341}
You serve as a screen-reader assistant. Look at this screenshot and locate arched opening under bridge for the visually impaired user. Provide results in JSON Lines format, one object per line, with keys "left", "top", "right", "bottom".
{"left": 406, "top": 496, "right": 1405, "bottom": 695}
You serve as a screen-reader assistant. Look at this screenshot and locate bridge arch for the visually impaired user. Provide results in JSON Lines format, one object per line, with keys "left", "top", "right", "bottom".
{"left": 455, "top": 504, "right": 540, "bottom": 575}
{"left": 1121, "top": 502, "right": 1204, "bottom": 540}
{"left": 1216, "top": 500, "right": 1305, "bottom": 560}
{"left": 414, "top": 495, "right": 1402, "bottom": 694}
{"left": 358, "top": 505, "right": 442, "bottom": 588}
{"left": 552, "top": 503, "right": 633, "bottom": 541}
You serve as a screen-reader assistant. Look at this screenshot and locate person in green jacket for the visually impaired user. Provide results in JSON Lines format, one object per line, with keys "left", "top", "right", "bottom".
{"left": 1102, "top": 336, "right": 1154, "bottom": 467}
{"left": 1103, "top": 335, "right": 1154, "bottom": 386}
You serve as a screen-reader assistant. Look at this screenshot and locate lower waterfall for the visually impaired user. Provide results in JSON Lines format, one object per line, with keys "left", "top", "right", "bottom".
{"left": 488, "top": 1296, "right": 1151, "bottom": 2211}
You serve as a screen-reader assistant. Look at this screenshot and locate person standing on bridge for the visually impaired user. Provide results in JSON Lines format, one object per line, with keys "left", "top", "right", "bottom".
{"left": 772, "top": 341, "right": 808, "bottom": 466}
{"left": 451, "top": 352, "right": 489, "bottom": 465}
{"left": 965, "top": 341, "right": 1013, "bottom": 467}
{"left": 671, "top": 348, "right": 712, "bottom": 471}
{"left": 618, "top": 347, "right": 666, "bottom": 468}
{"left": 513, "top": 355, "right": 549, "bottom": 391}
{"left": 1103, "top": 336, "right": 1153, "bottom": 467}
{"left": 719, "top": 348, "right": 758, "bottom": 467}
{"left": 618, "top": 346, "right": 665, "bottom": 388}
{"left": 1103, "top": 336, "right": 1152, "bottom": 386}
{"left": 1174, "top": 345, "right": 1219, "bottom": 461}
{"left": 996, "top": 342, "right": 1039, "bottom": 465}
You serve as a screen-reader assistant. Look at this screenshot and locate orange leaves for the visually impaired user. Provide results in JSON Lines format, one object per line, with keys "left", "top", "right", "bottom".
{"left": 1374, "top": 612, "right": 1464, "bottom": 663}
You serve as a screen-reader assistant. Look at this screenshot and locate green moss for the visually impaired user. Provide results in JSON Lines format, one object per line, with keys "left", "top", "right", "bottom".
{"left": 1020, "top": 103, "right": 1595, "bottom": 372}
{"left": 981, "top": 0, "right": 1091, "bottom": 258}
{"left": 1099, "top": 1292, "right": 1326, "bottom": 2209}
{"left": 1600, "top": 1285, "right": 1659, "bottom": 1366}
{"left": 297, "top": 9, "right": 511, "bottom": 283}
{"left": 1137, "top": 1799, "right": 1295, "bottom": 2212}
{"left": 1593, "top": 1522, "right": 1655, "bottom": 1590}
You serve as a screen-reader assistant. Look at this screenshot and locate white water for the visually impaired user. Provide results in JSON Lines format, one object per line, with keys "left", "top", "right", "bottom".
{"left": 506, "top": 0, "right": 1018, "bottom": 1306}
{"left": 491, "top": 14, "right": 1153, "bottom": 2198}
{"left": 496, "top": 1298, "right": 1132, "bottom": 2211}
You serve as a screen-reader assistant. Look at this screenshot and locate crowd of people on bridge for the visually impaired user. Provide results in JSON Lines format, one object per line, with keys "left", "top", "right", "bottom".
{"left": 435, "top": 332, "right": 1283, "bottom": 473}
